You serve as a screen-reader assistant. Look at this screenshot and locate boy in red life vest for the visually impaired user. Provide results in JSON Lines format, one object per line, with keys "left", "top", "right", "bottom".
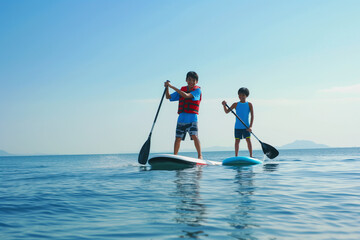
{"left": 222, "top": 87, "right": 254, "bottom": 157}
{"left": 164, "top": 71, "right": 203, "bottom": 159}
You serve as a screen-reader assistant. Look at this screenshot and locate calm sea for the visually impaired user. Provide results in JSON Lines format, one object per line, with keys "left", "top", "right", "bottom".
{"left": 1, "top": 148, "right": 359, "bottom": 240}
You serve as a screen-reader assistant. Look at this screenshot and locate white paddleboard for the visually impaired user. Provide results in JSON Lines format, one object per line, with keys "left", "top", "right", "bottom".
{"left": 222, "top": 156, "right": 262, "bottom": 166}
{"left": 148, "top": 154, "right": 221, "bottom": 169}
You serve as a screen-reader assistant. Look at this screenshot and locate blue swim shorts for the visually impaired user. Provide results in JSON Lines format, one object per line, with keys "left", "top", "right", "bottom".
{"left": 176, "top": 122, "right": 198, "bottom": 141}
{"left": 234, "top": 129, "right": 251, "bottom": 139}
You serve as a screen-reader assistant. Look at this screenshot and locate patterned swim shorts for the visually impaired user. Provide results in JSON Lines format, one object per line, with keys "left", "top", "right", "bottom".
{"left": 176, "top": 122, "right": 198, "bottom": 141}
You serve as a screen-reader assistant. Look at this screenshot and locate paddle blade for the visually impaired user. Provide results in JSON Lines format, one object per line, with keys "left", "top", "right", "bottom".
{"left": 260, "top": 142, "right": 279, "bottom": 159}
{"left": 138, "top": 137, "right": 151, "bottom": 165}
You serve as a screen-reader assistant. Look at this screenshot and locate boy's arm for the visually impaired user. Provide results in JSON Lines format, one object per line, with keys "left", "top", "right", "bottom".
{"left": 165, "top": 85, "right": 171, "bottom": 99}
{"left": 248, "top": 102, "right": 254, "bottom": 130}
{"left": 166, "top": 82, "right": 193, "bottom": 99}
{"left": 164, "top": 81, "right": 171, "bottom": 99}
{"left": 222, "top": 101, "right": 237, "bottom": 114}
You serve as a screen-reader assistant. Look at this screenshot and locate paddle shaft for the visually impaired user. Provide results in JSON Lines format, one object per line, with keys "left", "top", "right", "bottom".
{"left": 149, "top": 86, "right": 167, "bottom": 136}
{"left": 138, "top": 83, "right": 169, "bottom": 164}
{"left": 225, "top": 103, "right": 261, "bottom": 143}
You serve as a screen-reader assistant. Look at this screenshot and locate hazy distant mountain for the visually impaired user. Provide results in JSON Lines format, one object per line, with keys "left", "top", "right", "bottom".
{"left": 280, "top": 140, "right": 329, "bottom": 149}
{"left": 0, "top": 150, "right": 11, "bottom": 156}
{"left": 203, "top": 146, "right": 234, "bottom": 152}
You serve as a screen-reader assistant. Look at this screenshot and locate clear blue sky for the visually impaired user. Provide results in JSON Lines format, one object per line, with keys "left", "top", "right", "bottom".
{"left": 1, "top": 0, "right": 359, "bottom": 155}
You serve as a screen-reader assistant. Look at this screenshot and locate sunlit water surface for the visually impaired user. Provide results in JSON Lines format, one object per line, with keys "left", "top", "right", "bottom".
{"left": 1, "top": 148, "right": 360, "bottom": 239}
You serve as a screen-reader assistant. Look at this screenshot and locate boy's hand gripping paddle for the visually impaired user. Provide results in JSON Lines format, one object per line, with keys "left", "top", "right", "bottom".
{"left": 224, "top": 103, "right": 279, "bottom": 159}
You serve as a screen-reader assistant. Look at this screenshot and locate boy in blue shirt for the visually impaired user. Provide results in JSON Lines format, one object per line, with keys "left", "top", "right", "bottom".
{"left": 164, "top": 71, "right": 203, "bottom": 159}
{"left": 222, "top": 87, "right": 254, "bottom": 157}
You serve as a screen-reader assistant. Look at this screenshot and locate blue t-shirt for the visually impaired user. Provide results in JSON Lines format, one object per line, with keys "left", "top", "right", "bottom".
{"left": 170, "top": 87, "right": 201, "bottom": 123}
{"left": 235, "top": 101, "right": 250, "bottom": 129}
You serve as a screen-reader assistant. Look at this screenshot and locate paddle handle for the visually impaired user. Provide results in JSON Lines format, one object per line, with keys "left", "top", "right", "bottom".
{"left": 224, "top": 103, "right": 261, "bottom": 143}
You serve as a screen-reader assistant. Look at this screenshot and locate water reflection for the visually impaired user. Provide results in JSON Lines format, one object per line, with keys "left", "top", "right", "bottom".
{"left": 263, "top": 163, "right": 279, "bottom": 172}
{"left": 172, "top": 166, "right": 208, "bottom": 239}
{"left": 228, "top": 168, "right": 259, "bottom": 239}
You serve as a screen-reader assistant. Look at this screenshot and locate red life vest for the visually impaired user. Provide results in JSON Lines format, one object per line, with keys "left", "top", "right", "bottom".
{"left": 178, "top": 86, "right": 202, "bottom": 114}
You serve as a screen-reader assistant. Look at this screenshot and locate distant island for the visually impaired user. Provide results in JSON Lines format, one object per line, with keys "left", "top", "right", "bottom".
{"left": 203, "top": 140, "right": 330, "bottom": 152}
{"left": 203, "top": 146, "right": 234, "bottom": 152}
{"left": 0, "top": 150, "right": 11, "bottom": 156}
{"left": 279, "top": 140, "right": 329, "bottom": 149}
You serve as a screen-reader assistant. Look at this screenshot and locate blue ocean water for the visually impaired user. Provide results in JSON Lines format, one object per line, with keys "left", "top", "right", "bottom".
{"left": 1, "top": 148, "right": 360, "bottom": 240}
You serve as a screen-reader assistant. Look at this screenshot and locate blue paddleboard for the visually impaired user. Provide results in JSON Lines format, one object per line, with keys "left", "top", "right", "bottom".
{"left": 222, "top": 156, "right": 262, "bottom": 166}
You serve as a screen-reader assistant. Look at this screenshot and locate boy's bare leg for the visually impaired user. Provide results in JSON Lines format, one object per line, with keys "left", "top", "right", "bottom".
{"left": 191, "top": 135, "right": 203, "bottom": 159}
{"left": 235, "top": 139, "right": 240, "bottom": 156}
{"left": 246, "top": 138, "right": 253, "bottom": 157}
{"left": 174, "top": 137, "right": 182, "bottom": 155}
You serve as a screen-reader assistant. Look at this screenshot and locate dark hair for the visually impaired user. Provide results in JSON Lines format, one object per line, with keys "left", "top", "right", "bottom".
{"left": 186, "top": 71, "right": 198, "bottom": 81}
{"left": 238, "top": 87, "right": 249, "bottom": 97}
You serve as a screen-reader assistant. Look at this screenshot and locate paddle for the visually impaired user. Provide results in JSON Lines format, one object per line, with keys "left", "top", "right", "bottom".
{"left": 224, "top": 103, "right": 279, "bottom": 159}
{"left": 138, "top": 82, "right": 168, "bottom": 164}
